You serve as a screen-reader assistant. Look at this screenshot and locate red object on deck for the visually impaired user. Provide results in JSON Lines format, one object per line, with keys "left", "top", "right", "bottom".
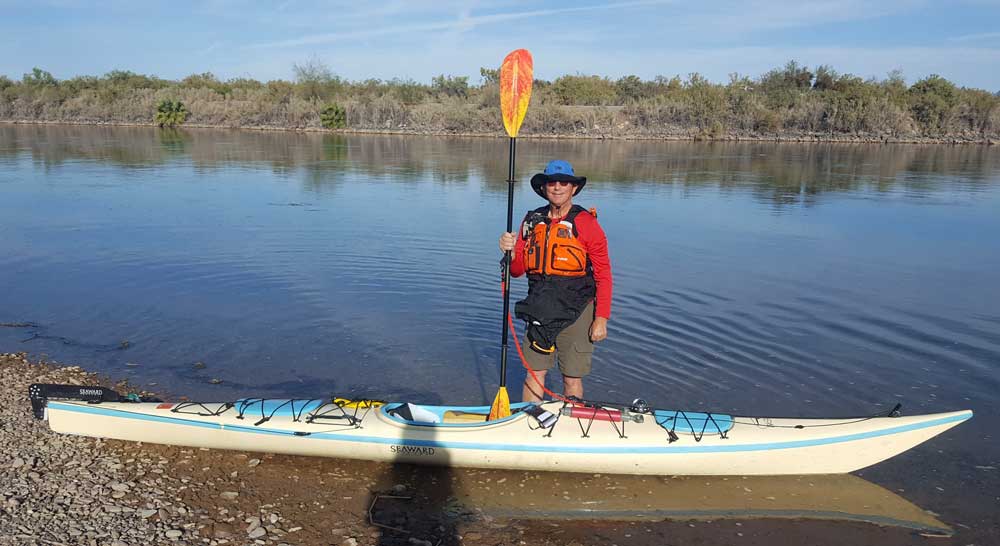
{"left": 567, "top": 406, "right": 623, "bottom": 422}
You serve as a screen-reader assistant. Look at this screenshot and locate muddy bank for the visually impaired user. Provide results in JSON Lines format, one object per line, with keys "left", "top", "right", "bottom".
{"left": 0, "top": 352, "right": 966, "bottom": 546}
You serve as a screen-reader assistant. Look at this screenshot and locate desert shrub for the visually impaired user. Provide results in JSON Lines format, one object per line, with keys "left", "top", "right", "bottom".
{"left": 479, "top": 67, "right": 500, "bottom": 86}
{"left": 266, "top": 80, "right": 295, "bottom": 102}
{"left": 953, "top": 88, "right": 999, "bottom": 135}
{"left": 685, "top": 73, "right": 727, "bottom": 129}
{"left": 387, "top": 78, "right": 427, "bottom": 105}
{"left": 551, "top": 75, "right": 618, "bottom": 106}
{"left": 181, "top": 73, "right": 231, "bottom": 95}
{"left": 616, "top": 75, "right": 654, "bottom": 104}
{"left": 227, "top": 78, "right": 264, "bottom": 91}
{"left": 22, "top": 68, "right": 58, "bottom": 87}
{"left": 293, "top": 58, "right": 341, "bottom": 101}
{"left": 755, "top": 110, "right": 783, "bottom": 134}
{"left": 346, "top": 96, "right": 408, "bottom": 129}
{"left": 432, "top": 75, "right": 469, "bottom": 98}
{"left": 105, "top": 70, "right": 168, "bottom": 90}
{"left": 320, "top": 103, "right": 347, "bottom": 129}
{"left": 154, "top": 99, "right": 187, "bottom": 127}
{"left": 908, "top": 75, "right": 958, "bottom": 135}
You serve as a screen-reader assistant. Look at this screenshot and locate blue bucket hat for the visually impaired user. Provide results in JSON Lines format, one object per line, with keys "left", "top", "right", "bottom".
{"left": 529, "top": 160, "right": 587, "bottom": 199}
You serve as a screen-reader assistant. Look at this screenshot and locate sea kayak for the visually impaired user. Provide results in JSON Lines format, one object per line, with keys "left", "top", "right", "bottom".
{"left": 29, "top": 384, "right": 972, "bottom": 476}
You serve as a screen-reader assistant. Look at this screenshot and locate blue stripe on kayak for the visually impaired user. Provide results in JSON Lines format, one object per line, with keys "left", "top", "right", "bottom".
{"left": 47, "top": 402, "right": 971, "bottom": 455}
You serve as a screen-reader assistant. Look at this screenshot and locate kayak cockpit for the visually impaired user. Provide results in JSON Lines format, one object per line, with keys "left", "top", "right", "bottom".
{"left": 381, "top": 402, "right": 534, "bottom": 427}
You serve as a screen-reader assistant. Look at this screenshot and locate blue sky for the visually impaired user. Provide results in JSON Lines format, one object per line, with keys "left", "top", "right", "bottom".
{"left": 3, "top": 0, "right": 999, "bottom": 90}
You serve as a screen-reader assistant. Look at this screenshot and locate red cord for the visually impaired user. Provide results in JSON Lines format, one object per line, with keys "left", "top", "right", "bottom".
{"left": 502, "top": 282, "right": 574, "bottom": 404}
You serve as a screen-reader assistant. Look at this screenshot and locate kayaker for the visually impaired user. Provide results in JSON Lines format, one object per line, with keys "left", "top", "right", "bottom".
{"left": 498, "top": 160, "right": 613, "bottom": 402}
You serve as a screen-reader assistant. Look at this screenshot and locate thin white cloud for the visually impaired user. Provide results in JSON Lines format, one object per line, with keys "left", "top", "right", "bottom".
{"left": 198, "top": 41, "right": 225, "bottom": 56}
{"left": 245, "top": 0, "right": 676, "bottom": 49}
{"left": 683, "top": 0, "right": 924, "bottom": 34}
{"left": 949, "top": 31, "right": 1000, "bottom": 42}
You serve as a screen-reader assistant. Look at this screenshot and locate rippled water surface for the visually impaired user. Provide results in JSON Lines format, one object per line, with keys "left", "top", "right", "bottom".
{"left": 1, "top": 125, "right": 998, "bottom": 540}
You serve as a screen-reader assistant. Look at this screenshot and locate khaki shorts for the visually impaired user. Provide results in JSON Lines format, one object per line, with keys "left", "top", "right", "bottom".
{"left": 522, "top": 301, "right": 595, "bottom": 377}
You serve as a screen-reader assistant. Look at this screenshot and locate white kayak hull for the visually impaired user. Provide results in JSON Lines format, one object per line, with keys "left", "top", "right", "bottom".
{"left": 40, "top": 396, "right": 972, "bottom": 476}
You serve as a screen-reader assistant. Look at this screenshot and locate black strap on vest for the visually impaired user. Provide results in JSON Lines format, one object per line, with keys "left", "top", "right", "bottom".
{"left": 523, "top": 204, "right": 588, "bottom": 237}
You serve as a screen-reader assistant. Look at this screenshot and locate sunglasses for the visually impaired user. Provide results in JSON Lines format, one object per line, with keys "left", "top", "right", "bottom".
{"left": 545, "top": 180, "right": 574, "bottom": 187}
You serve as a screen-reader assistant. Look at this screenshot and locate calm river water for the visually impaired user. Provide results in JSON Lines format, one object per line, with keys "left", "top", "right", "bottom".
{"left": 1, "top": 125, "right": 998, "bottom": 541}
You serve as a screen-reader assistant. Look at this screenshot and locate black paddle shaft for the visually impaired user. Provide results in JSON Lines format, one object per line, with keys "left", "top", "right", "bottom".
{"left": 499, "top": 137, "right": 517, "bottom": 387}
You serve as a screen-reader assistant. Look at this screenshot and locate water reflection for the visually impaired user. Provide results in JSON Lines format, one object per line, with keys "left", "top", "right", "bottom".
{"left": 2, "top": 125, "right": 997, "bottom": 206}
{"left": 450, "top": 471, "right": 952, "bottom": 536}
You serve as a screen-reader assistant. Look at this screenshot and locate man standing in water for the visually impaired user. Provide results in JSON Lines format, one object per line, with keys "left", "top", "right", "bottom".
{"left": 498, "top": 160, "right": 613, "bottom": 402}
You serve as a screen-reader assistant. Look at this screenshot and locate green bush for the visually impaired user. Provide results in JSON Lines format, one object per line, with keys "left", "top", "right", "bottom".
{"left": 154, "top": 99, "right": 187, "bottom": 127}
{"left": 479, "top": 67, "right": 500, "bottom": 86}
{"left": 320, "top": 103, "right": 347, "bottom": 129}
{"left": 551, "top": 75, "right": 618, "bottom": 105}
{"left": 755, "top": 110, "right": 783, "bottom": 134}
{"left": 293, "top": 59, "right": 341, "bottom": 101}
{"left": 181, "top": 72, "right": 231, "bottom": 95}
{"left": 955, "top": 88, "right": 999, "bottom": 135}
{"left": 432, "top": 75, "right": 469, "bottom": 98}
{"left": 616, "top": 75, "right": 651, "bottom": 103}
{"left": 266, "top": 80, "right": 295, "bottom": 101}
{"left": 908, "top": 75, "right": 958, "bottom": 135}
{"left": 104, "top": 70, "right": 168, "bottom": 90}
{"left": 685, "top": 73, "right": 727, "bottom": 128}
{"left": 22, "top": 67, "right": 57, "bottom": 87}
{"left": 226, "top": 78, "right": 264, "bottom": 91}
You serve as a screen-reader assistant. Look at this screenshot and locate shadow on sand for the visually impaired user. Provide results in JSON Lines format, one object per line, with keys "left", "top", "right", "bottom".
{"left": 369, "top": 405, "right": 460, "bottom": 546}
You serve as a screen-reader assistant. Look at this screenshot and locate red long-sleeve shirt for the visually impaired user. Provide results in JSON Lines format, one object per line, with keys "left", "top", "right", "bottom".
{"left": 510, "top": 210, "right": 613, "bottom": 319}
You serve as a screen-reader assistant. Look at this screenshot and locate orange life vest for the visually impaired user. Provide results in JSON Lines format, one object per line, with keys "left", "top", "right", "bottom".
{"left": 522, "top": 205, "right": 596, "bottom": 277}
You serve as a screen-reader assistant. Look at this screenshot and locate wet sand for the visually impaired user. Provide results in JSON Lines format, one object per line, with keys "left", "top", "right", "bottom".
{"left": 0, "top": 352, "right": 970, "bottom": 546}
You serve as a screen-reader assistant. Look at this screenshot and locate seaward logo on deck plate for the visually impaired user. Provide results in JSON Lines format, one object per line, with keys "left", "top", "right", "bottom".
{"left": 390, "top": 445, "right": 435, "bottom": 456}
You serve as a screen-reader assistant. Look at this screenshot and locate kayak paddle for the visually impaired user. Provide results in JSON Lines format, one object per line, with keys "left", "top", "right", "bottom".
{"left": 489, "top": 48, "right": 534, "bottom": 421}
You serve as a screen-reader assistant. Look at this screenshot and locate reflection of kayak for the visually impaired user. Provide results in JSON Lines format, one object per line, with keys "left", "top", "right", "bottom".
{"left": 453, "top": 472, "right": 952, "bottom": 535}
{"left": 31, "top": 384, "right": 971, "bottom": 476}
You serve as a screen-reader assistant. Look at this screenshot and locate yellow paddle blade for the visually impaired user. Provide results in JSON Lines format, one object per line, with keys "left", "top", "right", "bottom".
{"left": 488, "top": 387, "right": 511, "bottom": 420}
{"left": 500, "top": 49, "right": 533, "bottom": 138}
{"left": 333, "top": 397, "right": 385, "bottom": 409}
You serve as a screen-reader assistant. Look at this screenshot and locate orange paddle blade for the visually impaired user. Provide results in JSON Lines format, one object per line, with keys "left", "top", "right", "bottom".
{"left": 488, "top": 387, "right": 511, "bottom": 420}
{"left": 500, "top": 49, "right": 533, "bottom": 138}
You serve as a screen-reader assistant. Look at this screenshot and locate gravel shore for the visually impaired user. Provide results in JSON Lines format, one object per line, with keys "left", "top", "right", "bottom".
{"left": 1, "top": 352, "right": 952, "bottom": 546}
{"left": 1, "top": 352, "right": 524, "bottom": 546}
{"left": 1, "top": 353, "right": 208, "bottom": 545}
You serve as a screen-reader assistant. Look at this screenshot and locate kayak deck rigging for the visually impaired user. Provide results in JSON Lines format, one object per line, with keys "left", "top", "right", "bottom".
{"left": 172, "top": 395, "right": 739, "bottom": 442}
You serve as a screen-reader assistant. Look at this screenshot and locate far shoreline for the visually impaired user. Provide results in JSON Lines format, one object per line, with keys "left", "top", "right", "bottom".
{"left": 3, "top": 119, "right": 996, "bottom": 146}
